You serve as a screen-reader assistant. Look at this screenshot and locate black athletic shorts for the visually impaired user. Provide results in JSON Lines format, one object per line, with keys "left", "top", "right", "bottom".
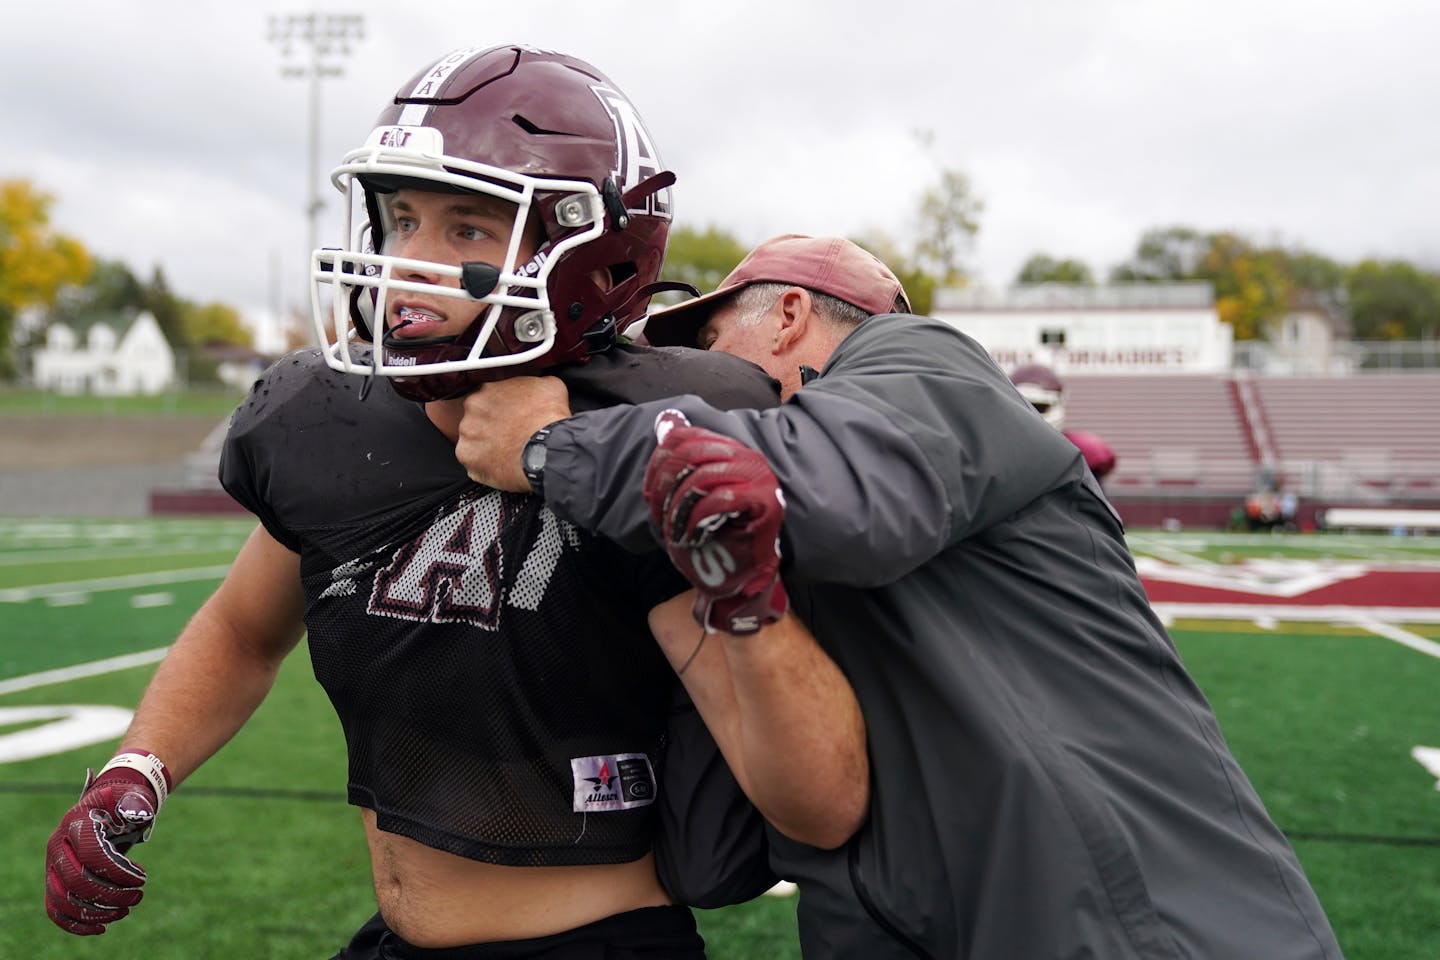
{"left": 339, "top": 905, "right": 705, "bottom": 960}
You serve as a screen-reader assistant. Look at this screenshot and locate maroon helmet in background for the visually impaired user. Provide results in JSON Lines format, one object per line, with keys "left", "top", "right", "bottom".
{"left": 310, "top": 44, "right": 677, "bottom": 401}
{"left": 1008, "top": 362, "right": 1066, "bottom": 429}
{"left": 1008, "top": 362, "right": 1117, "bottom": 480}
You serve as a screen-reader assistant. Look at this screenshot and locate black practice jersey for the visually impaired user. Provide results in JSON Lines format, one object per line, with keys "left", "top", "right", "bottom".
{"left": 219, "top": 344, "right": 779, "bottom": 867}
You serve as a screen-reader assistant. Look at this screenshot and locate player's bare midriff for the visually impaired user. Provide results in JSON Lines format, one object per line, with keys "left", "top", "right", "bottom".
{"left": 360, "top": 808, "right": 673, "bottom": 947}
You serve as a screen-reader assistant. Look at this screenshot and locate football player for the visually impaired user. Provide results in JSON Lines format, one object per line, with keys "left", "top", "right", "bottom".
{"left": 1008, "top": 361, "right": 1118, "bottom": 482}
{"left": 43, "top": 46, "right": 867, "bottom": 959}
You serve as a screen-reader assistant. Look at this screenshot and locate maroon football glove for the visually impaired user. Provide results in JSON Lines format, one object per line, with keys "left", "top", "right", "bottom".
{"left": 45, "top": 752, "right": 170, "bottom": 936}
{"left": 644, "top": 410, "right": 788, "bottom": 635}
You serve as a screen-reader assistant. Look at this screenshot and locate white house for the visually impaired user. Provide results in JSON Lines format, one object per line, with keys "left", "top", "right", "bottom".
{"left": 931, "top": 282, "right": 1234, "bottom": 375}
{"left": 31, "top": 311, "right": 177, "bottom": 395}
{"left": 1255, "top": 291, "right": 1353, "bottom": 375}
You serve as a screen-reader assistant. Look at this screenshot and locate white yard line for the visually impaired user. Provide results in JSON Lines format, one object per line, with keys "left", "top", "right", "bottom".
{"left": 0, "top": 647, "right": 170, "bottom": 695}
{"left": 1153, "top": 602, "right": 1440, "bottom": 625}
{"left": 0, "top": 545, "right": 244, "bottom": 566}
{"left": 0, "top": 565, "right": 231, "bottom": 602}
{"left": 1126, "top": 535, "right": 1213, "bottom": 566}
{"left": 1155, "top": 602, "right": 1440, "bottom": 661}
{"left": 1152, "top": 604, "right": 1440, "bottom": 627}
{"left": 1354, "top": 620, "right": 1440, "bottom": 661}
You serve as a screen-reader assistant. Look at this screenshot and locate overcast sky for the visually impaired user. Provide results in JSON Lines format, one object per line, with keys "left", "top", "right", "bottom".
{"left": 5, "top": 0, "right": 1437, "bottom": 348}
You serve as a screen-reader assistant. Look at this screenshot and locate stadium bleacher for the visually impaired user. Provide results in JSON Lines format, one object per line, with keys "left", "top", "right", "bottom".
{"left": 1060, "top": 370, "right": 1440, "bottom": 528}
{"left": 123, "top": 368, "right": 1437, "bottom": 526}
{"left": 1062, "top": 374, "right": 1256, "bottom": 494}
{"left": 1254, "top": 374, "right": 1440, "bottom": 501}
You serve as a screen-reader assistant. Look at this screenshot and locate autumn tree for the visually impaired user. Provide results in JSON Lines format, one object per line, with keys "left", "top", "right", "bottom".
{"left": 658, "top": 148, "right": 983, "bottom": 321}
{"left": 0, "top": 179, "right": 93, "bottom": 376}
{"left": 913, "top": 168, "right": 983, "bottom": 286}
{"left": 1195, "top": 232, "right": 1291, "bottom": 341}
{"left": 181, "top": 301, "right": 252, "bottom": 347}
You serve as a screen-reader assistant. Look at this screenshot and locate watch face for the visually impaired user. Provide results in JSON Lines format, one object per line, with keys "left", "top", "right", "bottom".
{"left": 523, "top": 439, "right": 546, "bottom": 474}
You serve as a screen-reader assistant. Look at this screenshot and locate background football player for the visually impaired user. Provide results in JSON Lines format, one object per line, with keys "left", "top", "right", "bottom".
{"left": 1008, "top": 361, "right": 1118, "bottom": 483}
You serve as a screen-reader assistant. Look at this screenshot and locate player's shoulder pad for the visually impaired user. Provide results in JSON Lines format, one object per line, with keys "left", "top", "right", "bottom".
{"left": 225, "top": 347, "right": 370, "bottom": 439}
{"left": 560, "top": 342, "right": 780, "bottom": 412}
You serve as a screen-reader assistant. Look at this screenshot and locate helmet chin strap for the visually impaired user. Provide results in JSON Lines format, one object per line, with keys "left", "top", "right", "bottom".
{"left": 612, "top": 280, "right": 700, "bottom": 326}
{"left": 381, "top": 323, "right": 461, "bottom": 351}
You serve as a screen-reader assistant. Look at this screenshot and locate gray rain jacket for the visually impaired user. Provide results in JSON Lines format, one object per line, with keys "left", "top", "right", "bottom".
{"left": 541, "top": 314, "right": 1343, "bottom": 960}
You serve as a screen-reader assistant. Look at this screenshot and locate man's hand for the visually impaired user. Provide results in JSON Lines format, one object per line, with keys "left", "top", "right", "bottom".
{"left": 428, "top": 376, "right": 573, "bottom": 492}
{"left": 644, "top": 410, "right": 788, "bottom": 634}
{"left": 45, "top": 757, "right": 168, "bottom": 935}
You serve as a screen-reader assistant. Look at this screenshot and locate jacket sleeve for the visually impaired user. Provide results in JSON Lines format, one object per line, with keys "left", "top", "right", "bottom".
{"left": 544, "top": 315, "right": 1082, "bottom": 587}
{"left": 653, "top": 688, "right": 777, "bottom": 907}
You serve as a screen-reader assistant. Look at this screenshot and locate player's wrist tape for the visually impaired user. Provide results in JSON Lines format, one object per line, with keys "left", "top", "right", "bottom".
{"left": 99, "top": 751, "right": 172, "bottom": 809}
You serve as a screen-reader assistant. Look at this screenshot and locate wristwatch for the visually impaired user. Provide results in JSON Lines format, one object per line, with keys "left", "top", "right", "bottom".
{"left": 521, "top": 426, "right": 553, "bottom": 497}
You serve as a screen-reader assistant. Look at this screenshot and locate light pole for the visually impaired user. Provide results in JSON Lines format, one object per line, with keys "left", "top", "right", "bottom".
{"left": 267, "top": 12, "right": 365, "bottom": 263}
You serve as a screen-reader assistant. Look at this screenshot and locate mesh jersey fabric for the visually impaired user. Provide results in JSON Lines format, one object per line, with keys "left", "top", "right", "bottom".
{"left": 219, "top": 343, "right": 780, "bottom": 867}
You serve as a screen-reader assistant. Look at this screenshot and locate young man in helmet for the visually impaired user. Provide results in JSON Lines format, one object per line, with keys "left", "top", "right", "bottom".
{"left": 1008, "top": 361, "right": 1118, "bottom": 483}
{"left": 43, "top": 46, "right": 866, "bottom": 959}
{"left": 447, "top": 234, "right": 1344, "bottom": 960}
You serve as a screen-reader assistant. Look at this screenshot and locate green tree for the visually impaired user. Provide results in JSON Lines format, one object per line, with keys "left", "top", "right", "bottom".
{"left": 1271, "top": 248, "right": 1346, "bottom": 295}
{"left": 0, "top": 179, "right": 93, "bottom": 375}
{"left": 1016, "top": 254, "right": 1095, "bottom": 285}
{"left": 142, "top": 266, "right": 186, "bottom": 349}
{"left": 49, "top": 259, "right": 146, "bottom": 326}
{"left": 1345, "top": 259, "right": 1440, "bottom": 340}
{"left": 659, "top": 225, "right": 749, "bottom": 298}
{"left": 1108, "top": 226, "right": 1208, "bottom": 283}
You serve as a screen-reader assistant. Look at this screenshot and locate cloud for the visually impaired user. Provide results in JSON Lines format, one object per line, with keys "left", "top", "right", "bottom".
{"left": 3, "top": 0, "right": 1436, "bottom": 329}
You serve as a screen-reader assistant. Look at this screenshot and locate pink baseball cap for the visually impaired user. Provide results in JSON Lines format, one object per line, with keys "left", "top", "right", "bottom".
{"left": 642, "top": 234, "right": 910, "bottom": 348}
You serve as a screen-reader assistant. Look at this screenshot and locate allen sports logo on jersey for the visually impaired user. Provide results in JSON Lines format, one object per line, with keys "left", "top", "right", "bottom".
{"left": 571, "top": 753, "right": 657, "bottom": 812}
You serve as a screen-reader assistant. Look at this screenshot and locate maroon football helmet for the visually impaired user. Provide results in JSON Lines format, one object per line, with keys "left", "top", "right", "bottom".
{"left": 1008, "top": 362, "right": 1066, "bottom": 428}
{"left": 310, "top": 45, "right": 676, "bottom": 401}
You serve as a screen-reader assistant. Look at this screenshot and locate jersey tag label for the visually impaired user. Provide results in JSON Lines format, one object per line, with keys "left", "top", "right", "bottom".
{"left": 571, "top": 753, "right": 656, "bottom": 812}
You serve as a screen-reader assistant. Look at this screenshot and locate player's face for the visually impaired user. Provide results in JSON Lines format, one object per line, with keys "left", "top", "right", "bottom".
{"left": 382, "top": 189, "right": 543, "bottom": 342}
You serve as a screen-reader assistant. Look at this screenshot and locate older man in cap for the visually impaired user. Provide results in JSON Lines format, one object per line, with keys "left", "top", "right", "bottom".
{"left": 445, "top": 235, "right": 1344, "bottom": 960}
{"left": 639, "top": 233, "right": 910, "bottom": 399}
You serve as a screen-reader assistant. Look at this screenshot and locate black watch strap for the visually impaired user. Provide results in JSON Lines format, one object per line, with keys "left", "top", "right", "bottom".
{"left": 522, "top": 426, "right": 553, "bottom": 497}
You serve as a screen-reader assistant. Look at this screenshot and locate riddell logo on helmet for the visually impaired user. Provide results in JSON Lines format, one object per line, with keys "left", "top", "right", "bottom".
{"left": 515, "top": 250, "right": 549, "bottom": 279}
